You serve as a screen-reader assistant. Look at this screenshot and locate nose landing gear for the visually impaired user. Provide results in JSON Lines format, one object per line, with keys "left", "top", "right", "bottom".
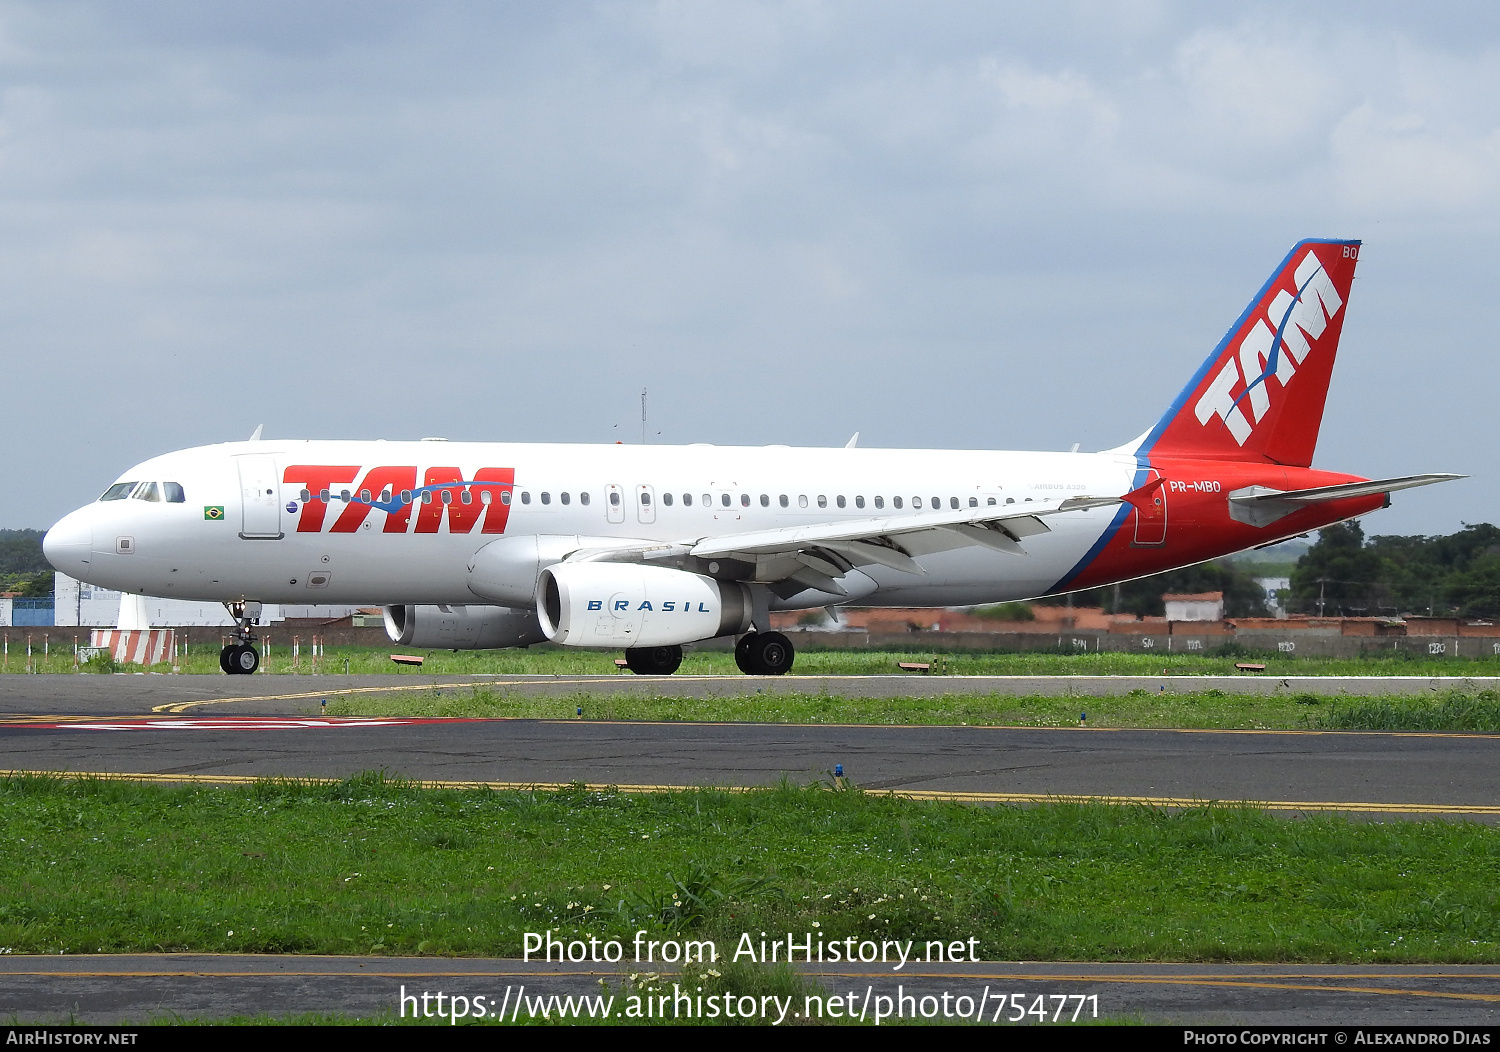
{"left": 219, "top": 601, "right": 263, "bottom": 675}
{"left": 219, "top": 643, "right": 260, "bottom": 675}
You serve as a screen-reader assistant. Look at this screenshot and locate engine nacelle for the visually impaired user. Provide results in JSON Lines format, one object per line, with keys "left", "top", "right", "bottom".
{"left": 537, "top": 563, "right": 752, "bottom": 647}
{"left": 383, "top": 604, "right": 546, "bottom": 650}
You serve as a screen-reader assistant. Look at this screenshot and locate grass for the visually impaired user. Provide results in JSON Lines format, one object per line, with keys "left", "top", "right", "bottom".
{"left": 7, "top": 641, "right": 1499, "bottom": 678}
{"left": 1, "top": 773, "right": 1498, "bottom": 965}
{"left": 322, "top": 685, "right": 1500, "bottom": 733}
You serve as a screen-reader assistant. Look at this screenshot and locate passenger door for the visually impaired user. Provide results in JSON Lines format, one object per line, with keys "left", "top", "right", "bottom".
{"left": 236, "top": 455, "right": 283, "bottom": 539}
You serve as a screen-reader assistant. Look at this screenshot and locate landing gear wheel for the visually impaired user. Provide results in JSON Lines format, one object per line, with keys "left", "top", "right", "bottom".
{"left": 623, "top": 645, "right": 683, "bottom": 676}
{"left": 734, "top": 631, "right": 795, "bottom": 676}
{"left": 222, "top": 643, "right": 260, "bottom": 675}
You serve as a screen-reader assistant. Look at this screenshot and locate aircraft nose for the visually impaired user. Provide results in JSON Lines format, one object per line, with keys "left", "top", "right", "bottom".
{"left": 43, "top": 508, "right": 94, "bottom": 578}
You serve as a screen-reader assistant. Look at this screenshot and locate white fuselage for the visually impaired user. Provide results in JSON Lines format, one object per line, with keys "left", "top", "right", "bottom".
{"left": 44, "top": 439, "right": 1138, "bottom": 610}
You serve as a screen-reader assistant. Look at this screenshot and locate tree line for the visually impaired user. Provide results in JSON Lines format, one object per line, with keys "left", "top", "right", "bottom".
{"left": 1289, "top": 521, "right": 1500, "bottom": 619}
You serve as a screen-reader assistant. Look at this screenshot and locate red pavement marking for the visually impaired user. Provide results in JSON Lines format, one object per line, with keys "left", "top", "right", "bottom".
{"left": 19, "top": 717, "right": 490, "bottom": 731}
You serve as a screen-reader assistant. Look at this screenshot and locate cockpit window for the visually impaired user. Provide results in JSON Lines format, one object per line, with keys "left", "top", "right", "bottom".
{"left": 164, "top": 482, "right": 186, "bottom": 503}
{"left": 133, "top": 482, "right": 161, "bottom": 502}
{"left": 100, "top": 482, "right": 137, "bottom": 501}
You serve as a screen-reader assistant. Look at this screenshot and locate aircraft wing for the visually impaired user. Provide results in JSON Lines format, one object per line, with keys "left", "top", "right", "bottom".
{"left": 569, "top": 492, "right": 1123, "bottom": 597}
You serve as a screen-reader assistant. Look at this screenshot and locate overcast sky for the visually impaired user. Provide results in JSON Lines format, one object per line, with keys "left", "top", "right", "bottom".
{"left": 3, "top": 1, "right": 1496, "bottom": 535}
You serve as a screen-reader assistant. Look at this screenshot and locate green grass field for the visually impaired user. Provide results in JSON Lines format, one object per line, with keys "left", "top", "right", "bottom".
{"left": 2, "top": 774, "right": 1497, "bottom": 964}
{"left": 9, "top": 641, "right": 1499, "bottom": 678}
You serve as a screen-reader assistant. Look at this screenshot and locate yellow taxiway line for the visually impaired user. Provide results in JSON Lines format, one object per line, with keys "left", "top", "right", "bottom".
{"left": 2, "top": 768, "right": 1497, "bottom": 815}
{"left": 0, "top": 964, "right": 1495, "bottom": 1003}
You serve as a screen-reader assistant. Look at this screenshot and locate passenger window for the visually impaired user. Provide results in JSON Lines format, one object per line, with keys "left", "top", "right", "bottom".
{"left": 400, "top": 490, "right": 412, "bottom": 504}
{"left": 913, "top": 496, "right": 923, "bottom": 509}
{"left": 164, "top": 482, "right": 186, "bottom": 503}
{"left": 500, "top": 491, "right": 511, "bottom": 506}
{"left": 836, "top": 495, "right": 846, "bottom": 508}
{"left": 683, "top": 493, "right": 692, "bottom": 506}
{"left": 521, "top": 492, "right": 531, "bottom": 505}
{"left": 1006, "top": 497, "right": 1015, "bottom": 504}
{"left": 100, "top": 482, "right": 137, "bottom": 501}
{"left": 609, "top": 491, "right": 620, "bottom": 506}
{"left": 542, "top": 491, "right": 552, "bottom": 505}
{"left": 422, "top": 491, "right": 434, "bottom": 504}
{"left": 874, "top": 496, "right": 884, "bottom": 509}
{"left": 639, "top": 491, "right": 651, "bottom": 505}
{"left": 893, "top": 496, "right": 903, "bottom": 509}
{"left": 133, "top": 482, "right": 161, "bottom": 502}
{"left": 380, "top": 489, "right": 392, "bottom": 503}
{"left": 988, "top": 497, "right": 997, "bottom": 505}
{"left": 817, "top": 495, "right": 827, "bottom": 508}
{"left": 441, "top": 489, "right": 453, "bottom": 505}
{"left": 481, "top": 490, "right": 493, "bottom": 505}
{"left": 300, "top": 488, "right": 311, "bottom": 503}
{"left": 798, "top": 495, "right": 808, "bottom": 508}
{"left": 950, "top": 497, "right": 959, "bottom": 509}
{"left": 462, "top": 489, "right": 473, "bottom": 505}
{"left": 969, "top": 497, "right": 978, "bottom": 507}
{"left": 855, "top": 495, "right": 865, "bottom": 509}
{"left": 580, "top": 492, "right": 590, "bottom": 506}
{"left": 740, "top": 493, "right": 750, "bottom": 507}
{"left": 663, "top": 492, "right": 673, "bottom": 506}
{"left": 340, "top": 489, "right": 351, "bottom": 502}
{"left": 561, "top": 492, "right": 570, "bottom": 505}
{"left": 320, "top": 489, "right": 331, "bottom": 503}
{"left": 702, "top": 494, "right": 711, "bottom": 506}
{"left": 360, "top": 489, "right": 372, "bottom": 503}
{"left": 779, "top": 495, "right": 788, "bottom": 508}
{"left": 760, "top": 494, "right": 769, "bottom": 507}
{"left": 721, "top": 493, "right": 731, "bottom": 507}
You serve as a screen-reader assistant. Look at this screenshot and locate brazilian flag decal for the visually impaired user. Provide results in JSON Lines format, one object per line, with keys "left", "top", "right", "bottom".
{"left": 204, "top": 506, "right": 225, "bottom": 521}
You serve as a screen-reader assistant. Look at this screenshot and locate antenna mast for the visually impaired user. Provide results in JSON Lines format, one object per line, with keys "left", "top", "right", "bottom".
{"left": 641, "top": 388, "right": 647, "bottom": 444}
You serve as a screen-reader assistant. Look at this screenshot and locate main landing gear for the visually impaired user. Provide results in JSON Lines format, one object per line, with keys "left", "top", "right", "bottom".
{"left": 622, "top": 645, "right": 684, "bottom": 676}
{"left": 219, "top": 601, "right": 262, "bottom": 675}
{"left": 734, "top": 631, "right": 795, "bottom": 676}
{"left": 618, "top": 633, "right": 797, "bottom": 676}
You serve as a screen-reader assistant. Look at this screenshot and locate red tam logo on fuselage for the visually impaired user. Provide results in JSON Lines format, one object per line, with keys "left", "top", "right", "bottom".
{"left": 281, "top": 465, "right": 515, "bottom": 535}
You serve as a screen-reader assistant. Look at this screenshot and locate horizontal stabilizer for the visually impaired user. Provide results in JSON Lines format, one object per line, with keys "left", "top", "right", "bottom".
{"left": 1227, "top": 473, "right": 1465, "bottom": 528}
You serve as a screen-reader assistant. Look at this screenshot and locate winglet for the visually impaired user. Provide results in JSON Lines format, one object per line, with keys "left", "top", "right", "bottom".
{"left": 248, "top": 424, "right": 264, "bottom": 442}
{"left": 844, "top": 432, "right": 859, "bottom": 449}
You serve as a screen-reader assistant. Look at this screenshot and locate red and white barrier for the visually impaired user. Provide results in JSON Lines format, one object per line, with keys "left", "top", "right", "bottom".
{"left": 90, "top": 629, "right": 176, "bottom": 666}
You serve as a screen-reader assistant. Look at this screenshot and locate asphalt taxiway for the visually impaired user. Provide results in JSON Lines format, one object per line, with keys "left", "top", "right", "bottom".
{"left": 2, "top": 674, "right": 1499, "bottom": 817}
{"left": 1, "top": 955, "right": 1496, "bottom": 1025}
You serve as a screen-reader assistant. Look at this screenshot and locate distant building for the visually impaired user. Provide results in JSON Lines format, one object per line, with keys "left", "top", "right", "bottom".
{"left": 1163, "top": 592, "right": 1225, "bottom": 622}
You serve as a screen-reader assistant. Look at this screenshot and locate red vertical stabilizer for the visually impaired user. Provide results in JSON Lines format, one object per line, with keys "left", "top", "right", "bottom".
{"left": 1143, "top": 239, "right": 1360, "bottom": 468}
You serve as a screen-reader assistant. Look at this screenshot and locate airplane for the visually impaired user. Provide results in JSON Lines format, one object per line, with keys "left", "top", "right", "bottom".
{"left": 43, "top": 238, "right": 1461, "bottom": 676}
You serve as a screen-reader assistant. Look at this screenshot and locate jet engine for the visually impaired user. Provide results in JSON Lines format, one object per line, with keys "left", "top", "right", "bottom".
{"left": 382, "top": 604, "right": 546, "bottom": 650}
{"left": 537, "top": 563, "right": 751, "bottom": 647}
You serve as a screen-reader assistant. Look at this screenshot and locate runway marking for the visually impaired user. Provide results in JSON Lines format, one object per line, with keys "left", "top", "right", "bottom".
{"left": 2, "top": 768, "right": 1496, "bottom": 815}
{"left": 13, "top": 717, "right": 488, "bottom": 731}
{"left": 0, "top": 966, "right": 1495, "bottom": 1003}
{"left": 148, "top": 681, "right": 508, "bottom": 714}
